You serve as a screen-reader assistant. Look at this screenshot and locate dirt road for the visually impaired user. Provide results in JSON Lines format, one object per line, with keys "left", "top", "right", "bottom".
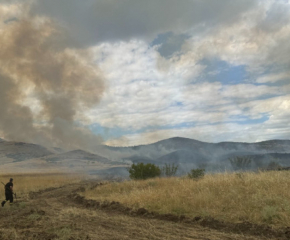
{"left": 0, "top": 182, "right": 288, "bottom": 240}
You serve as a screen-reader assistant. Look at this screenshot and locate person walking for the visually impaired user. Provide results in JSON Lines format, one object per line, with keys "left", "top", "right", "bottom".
{"left": 1, "top": 178, "right": 14, "bottom": 207}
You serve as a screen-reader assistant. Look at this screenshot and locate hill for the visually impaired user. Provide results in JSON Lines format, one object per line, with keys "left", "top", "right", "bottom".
{"left": 0, "top": 141, "right": 53, "bottom": 163}
{"left": 1, "top": 137, "right": 290, "bottom": 176}
{"left": 0, "top": 141, "right": 128, "bottom": 175}
{"left": 106, "top": 137, "right": 290, "bottom": 174}
{"left": 45, "top": 149, "right": 110, "bottom": 164}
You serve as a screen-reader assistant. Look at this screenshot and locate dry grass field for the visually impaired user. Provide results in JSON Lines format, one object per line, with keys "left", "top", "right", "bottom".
{"left": 0, "top": 171, "right": 289, "bottom": 239}
{"left": 0, "top": 177, "right": 274, "bottom": 240}
{"left": 83, "top": 171, "right": 290, "bottom": 228}
{"left": 0, "top": 172, "right": 86, "bottom": 199}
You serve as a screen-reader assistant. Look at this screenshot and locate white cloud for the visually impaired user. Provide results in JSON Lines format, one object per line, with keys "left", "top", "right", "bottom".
{"left": 105, "top": 93, "right": 290, "bottom": 146}
{"left": 2, "top": 0, "right": 290, "bottom": 147}
{"left": 180, "top": 0, "right": 290, "bottom": 74}
{"left": 105, "top": 118, "right": 290, "bottom": 146}
{"left": 66, "top": 0, "right": 290, "bottom": 145}
{"left": 256, "top": 72, "right": 290, "bottom": 83}
{"left": 221, "top": 84, "right": 282, "bottom": 99}
{"left": 84, "top": 39, "right": 287, "bottom": 135}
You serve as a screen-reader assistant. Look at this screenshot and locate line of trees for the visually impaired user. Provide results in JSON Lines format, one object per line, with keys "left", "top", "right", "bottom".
{"left": 127, "top": 162, "right": 205, "bottom": 180}
{"left": 127, "top": 155, "right": 286, "bottom": 181}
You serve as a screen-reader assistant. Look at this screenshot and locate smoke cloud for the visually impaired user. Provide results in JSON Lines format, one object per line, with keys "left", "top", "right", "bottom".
{"left": 0, "top": 3, "right": 105, "bottom": 151}
{"left": 30, "top": 0, "right": 258, "bottom": 47}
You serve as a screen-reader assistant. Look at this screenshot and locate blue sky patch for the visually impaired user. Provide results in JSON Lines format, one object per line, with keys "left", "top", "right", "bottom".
{"left": 232, "top": 115, "right": 269, "bottom": 125}
{"left": 151, "top": 32, "right": 189, "bottom": 58}
{"left": 200, "top": 58, "right": 249, "bottom": 85}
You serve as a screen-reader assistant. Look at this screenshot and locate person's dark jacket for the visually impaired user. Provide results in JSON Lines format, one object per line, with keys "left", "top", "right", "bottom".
{"left": 5, "top": 182, "right": 13, "bottom": 193}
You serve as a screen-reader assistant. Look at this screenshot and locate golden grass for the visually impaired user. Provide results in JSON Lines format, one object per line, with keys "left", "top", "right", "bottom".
{"left": 0, "top": 172, "right": 85, "bottom": 199}
{"left": 84, "top": 171, "right": 290, "bottom": 228}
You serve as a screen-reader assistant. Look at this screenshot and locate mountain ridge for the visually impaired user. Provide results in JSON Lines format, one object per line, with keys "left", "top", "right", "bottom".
{"left": 1, "top": 137, "right": 290, "bottom": 176}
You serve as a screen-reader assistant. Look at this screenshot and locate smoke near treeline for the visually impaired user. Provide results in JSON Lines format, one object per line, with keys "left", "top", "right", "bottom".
{"left": 0, "top": 2, "right": 104, "bottom": 151}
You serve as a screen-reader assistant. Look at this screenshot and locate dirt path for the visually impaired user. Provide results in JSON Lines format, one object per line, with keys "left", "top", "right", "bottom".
{"left": 0, "top": 181, "right": 287, "bottom": 240}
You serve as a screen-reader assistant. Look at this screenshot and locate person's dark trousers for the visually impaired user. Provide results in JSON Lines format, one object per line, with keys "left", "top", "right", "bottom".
{"left": 1, "top": 192, "right": 13, "bottom": 207}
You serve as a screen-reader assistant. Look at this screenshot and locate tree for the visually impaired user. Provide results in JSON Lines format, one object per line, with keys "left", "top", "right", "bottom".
{"left": 128, "top": 163, "right": 161, "bottom": 180}
{"left": 229, "top": 156, "right": 252, "bottom": 171}
{"left": 187, "top": 168, "right": 205, "bottom": 179}
{"left": 162, "top": 163, "right": 178, "bottom": 177}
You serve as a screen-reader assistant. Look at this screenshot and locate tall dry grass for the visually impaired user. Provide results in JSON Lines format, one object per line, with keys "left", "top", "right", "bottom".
{"left": 84, "top": 171, "right": 290, "bottom": 227}
{"left": 0, "top": 173, "right": 85, "bottom": 199}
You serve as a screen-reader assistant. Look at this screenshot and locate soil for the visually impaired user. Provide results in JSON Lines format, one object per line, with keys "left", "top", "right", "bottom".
{"left": 0, "top": 181, "right": 289, "bottom": 240}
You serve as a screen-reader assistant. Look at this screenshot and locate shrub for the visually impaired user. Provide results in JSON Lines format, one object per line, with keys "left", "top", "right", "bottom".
{"left": 162, "top": 163, "right": 178, "bottom": 177}
{"left": 187, "top": 168, "right": 205, "bottom": 179}
{"left": 267, "top": 161, "right": 282, "bottom": 170}
{"left": 128, "top": 163, "right": 161, "bottom": 180}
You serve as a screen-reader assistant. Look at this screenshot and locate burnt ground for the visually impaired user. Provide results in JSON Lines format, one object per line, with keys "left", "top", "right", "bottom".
{"left": 0, "top": 181, "right": 289, "bottom": 240}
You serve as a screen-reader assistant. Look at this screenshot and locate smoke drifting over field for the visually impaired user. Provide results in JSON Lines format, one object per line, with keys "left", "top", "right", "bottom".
{"left": 0, "top": 3, "right": 104, "bottom": 151}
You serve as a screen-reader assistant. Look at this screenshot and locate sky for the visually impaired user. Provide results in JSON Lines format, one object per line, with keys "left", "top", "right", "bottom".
{"left": 0, "top": 0, "right": 290, "bottom": 147}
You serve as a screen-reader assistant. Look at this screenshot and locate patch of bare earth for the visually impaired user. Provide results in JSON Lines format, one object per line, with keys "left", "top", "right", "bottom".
{"left": 0, "top": 182, "right": 288, "bottom": 240}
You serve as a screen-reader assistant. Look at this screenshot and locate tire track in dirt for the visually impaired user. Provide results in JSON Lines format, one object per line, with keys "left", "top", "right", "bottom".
{"left": 0, "top": 181, "right": 288, "bottom": 240}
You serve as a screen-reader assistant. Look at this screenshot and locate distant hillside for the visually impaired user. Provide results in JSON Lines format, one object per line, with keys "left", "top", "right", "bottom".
{"left": 106, "top": 137, "right": 290, "bottom": 154}
{"left": 157, "top": 149, "right": 208, "bottom": 164}
{"left": 106, "top": 137, "right": 210, "bottom": 152}
{"left": 0, "top": 141, "right": 53, "bottom": 162}
{"left": 106, "top": 137, "right": 290, "bottom": 174}
{"left": 105, "top": 137, "right": 214, "bottom": 160}
{"left": 45, "top": 149, "right": 110, "bottom": 164}
{"left": 245, "top": 153, "right": 290, "bottom": 168}
{"left": 125, "top": 155, "right": 155, "bottom": 164}
{"left": 1, "top": 137, "right": 290, "bottom": 176}
{"left": 216, "top": 140, "right": 290, "bottom": 152}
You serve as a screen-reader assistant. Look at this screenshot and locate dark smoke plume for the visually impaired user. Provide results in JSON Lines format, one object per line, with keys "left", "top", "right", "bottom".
{"left": 0, "top": 3, "right": 104, "bottom": 151}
